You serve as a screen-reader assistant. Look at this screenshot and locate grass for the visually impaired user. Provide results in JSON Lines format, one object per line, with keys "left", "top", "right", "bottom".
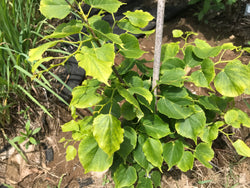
{"left": 0, "top": 0, "right": 45, "bottom": 125}
{"left": 0, "top": 0, "right": 69, "bottom": 127}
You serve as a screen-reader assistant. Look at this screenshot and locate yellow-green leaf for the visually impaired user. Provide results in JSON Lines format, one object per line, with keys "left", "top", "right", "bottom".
{"left": 93, "top": 114, "right": 124, "bottom": 156}
{"left": 40, "top": 0, "right": 74, "bottom": 19}
{"left": 75, "top": 44, "right": 115, "bottom": 85}
{"left": 124, "top": 10, "right": 154, "bottom": 28}
{"left": 233, "top": 139, "right": 250, "bottom": 157}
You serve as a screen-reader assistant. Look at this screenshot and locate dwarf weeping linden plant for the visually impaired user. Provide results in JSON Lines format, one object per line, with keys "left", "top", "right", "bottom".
{"left": 29, "top": 0, "right": 250, "bottom": 187}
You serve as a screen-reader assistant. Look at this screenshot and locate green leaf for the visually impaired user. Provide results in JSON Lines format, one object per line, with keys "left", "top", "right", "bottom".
{"left": 117, "top": 127, "right": 137, "bottom": 163}
{"left": 232, "top": 139, "right": 250, "bottom": 157}
{"left": 141, "top": 115, "right": 171, "bottom": 139}
{"left": 189, "top": 70, "right": 210, "bottom": 88}
{"left": 121, "top": 102, "right": 137, "bottom": 120}
{"left": 214, "top": 61, "right": 250, "bottom": 97}
{"left": 32, "top": 127, "right": 41, "bottom": 135}
{"left": 88, "top": 16, "right": 122, "bottom": 44}
{"left": 128, "top": 87, "right": 153, "bottom": 104}
{"left": 133, "top": 135, "right": 154, "bottom": 173}
{"left": 119, "top": 33, "right": 145, "bottom": 58}
{"left": 157, "top": 97, "right": 194, "bottom": 119}
{"left": 177, "top": 151, "right": 194, "bottom": 172}
{"left": 175, "top": 105, "right": 206, "bottom": 143}
{"left": 183, "top": 46, "right": 203, "bottom": 67}
{"left": 114, "top": 164, "right": 137, "bottom": 187}
{"left": 143, "top": 138, "right": 163, "bottom": 172}
{"left": 193, "top": 39, "right": 222, "bottom": 59}
{"left": 29, "top": 41, "right": 59, "bottom": 62}
{"left": 78, "top": 134, "right": 113, "bottom": 173}
{"left": 118, "top": 59, "right": 136, "bottom": 75}
{"left": 194, "top": 143, "right": 214, "bottom": 168}
{"left": 161, "top": 42, "right": 180, "bottom": 61}
{"left": 200, "top": 123, "right": 221, "bottom": 144}
{"left": 40, "top": 0, "right": 74, "bottom": 19}
{"left": 75, "top": 44, "right": 115, "bottom": 85}
{"left": 161, "top": 57, "right": 185, "bottom": 71}
{"left": 163, "top": 140, "right": 184, "bottom": 170}
{"left": 150, "top": 170, "right": 162, "bottom": 188}
{"left": 29, "top": 137, "right": 37, "bottom": 145}
{"left": 70, "top": 80, "right": 102, "bottom": 109}
{"left": 117, "top": 85, "right": 144, "bottom": 120}
{"left": 124, "top": 10, "right": 154, "bottom": 28}
{"left": 94, "top": 98, "right": 121, "bottom": 119}
{"left": 85, "top": 0, "right": 124, "bottom": 13}
{"left": 136, "top": 176, "right": 153, "bottom": 188}
{"left": 32, "top": 57, "right": 54, "bottom": 73}
{"left": 198, "top": 95, "right": 220, "bottom": 111}
{"left": 44, "top": 20, "right": 83, "bottom": 39}
{"left": 160, "top": 68, "right": 186, "bottom": 87}
{"left": 93, "top": 114, "right": 124, "bottom": 156}
{"left": 117, "top": 19, "right": 155, "bottom": 35}
{"left": 61, "top": 120, "right": 79, "bottom": 132}
{"left": 172, "top": 29, "right": 183, "bottom": 38}
{"left": 66, "top": 145, "right": 77, "bottom": 161}
{"left": 225, "top": 109, "right": 250, "bottom": 128}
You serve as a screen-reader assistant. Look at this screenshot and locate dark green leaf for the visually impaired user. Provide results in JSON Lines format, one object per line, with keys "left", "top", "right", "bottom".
{"left": 141, "top": 115, "right": 171, "bottom": 139}
{"left": 183, "top": 46, "right": 203, "bottom": 67}
{"left": 121, "top": 102, "right": 137, "bottom": 120}
{"left": 117, "top": 127, "right": 137, "bottom": 162}
{"left": 133, "top": 135, "right": 154, "bottom": 173}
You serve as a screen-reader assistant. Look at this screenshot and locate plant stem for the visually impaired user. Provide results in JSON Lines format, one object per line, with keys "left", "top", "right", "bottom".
{"left": 152, "top": 0, "right": 165, "bottom": 97}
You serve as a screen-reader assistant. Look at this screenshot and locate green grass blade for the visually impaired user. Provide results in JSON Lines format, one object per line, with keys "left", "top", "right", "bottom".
{"left": 14, "top": 65, "right": 69, "bottom": 106}
{"left": 17, "top": 85, "right": 53, "bottom": 117}
{"left": 0, "top": 128, "right": 29, "bottom": 163}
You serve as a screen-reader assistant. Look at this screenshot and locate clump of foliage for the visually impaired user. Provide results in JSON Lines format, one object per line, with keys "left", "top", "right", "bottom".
{"left": 30, "top": 0, "right": 250, "bottom": 187}
{"left": 189, "top": 0, "right": 237, "bottom": 21}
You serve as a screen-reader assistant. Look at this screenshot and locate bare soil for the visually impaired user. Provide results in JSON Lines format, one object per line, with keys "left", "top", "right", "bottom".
{"left": 1, "top": 3, "right": 250, "bottom": 188}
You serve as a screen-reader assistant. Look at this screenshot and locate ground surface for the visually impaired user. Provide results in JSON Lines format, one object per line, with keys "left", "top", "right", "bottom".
{"left": 1, "top": 3, "right": 250, "bottom": 188}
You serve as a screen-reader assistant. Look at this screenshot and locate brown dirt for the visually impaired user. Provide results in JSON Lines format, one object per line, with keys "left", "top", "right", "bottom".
{"left": 1, "top": 3, "right": 250, "bottom": 188}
